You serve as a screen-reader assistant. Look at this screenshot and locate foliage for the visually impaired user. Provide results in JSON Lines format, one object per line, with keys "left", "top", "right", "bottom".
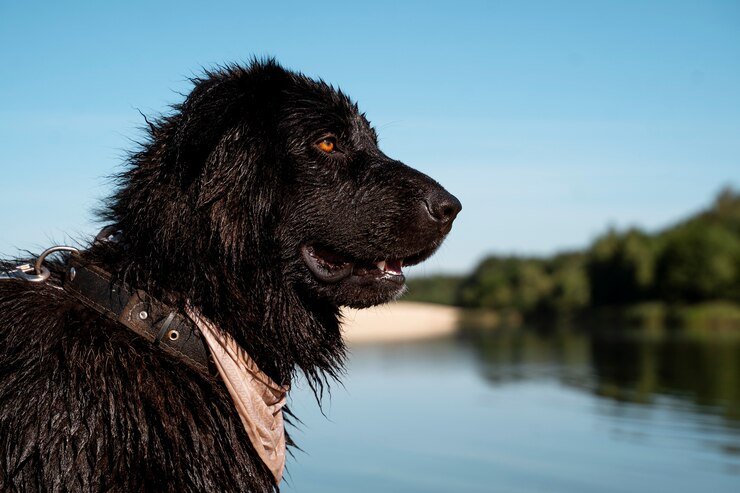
{"left": 587, "top": 228, "right": 656, "bottom": 305}
{"left": 656, "top": 222, "right": 740, "bottom": 302}
{"left": 545, "top": 253, "right": 591, "bottom": 313}
{"left": 404, "top": 275, "right": 463, "bottom": 305}
{"left": 457, "top": 257, "right": 551, "bottom": 311}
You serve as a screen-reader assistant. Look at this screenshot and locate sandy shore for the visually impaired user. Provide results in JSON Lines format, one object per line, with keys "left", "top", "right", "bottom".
{"left": 340, "top": 301, "right": 461, "bottom": 344}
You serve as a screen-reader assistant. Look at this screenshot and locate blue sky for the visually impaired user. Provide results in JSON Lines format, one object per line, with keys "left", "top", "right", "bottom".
{"left": 1, "top": 0, "right": 738, "bottom": 274}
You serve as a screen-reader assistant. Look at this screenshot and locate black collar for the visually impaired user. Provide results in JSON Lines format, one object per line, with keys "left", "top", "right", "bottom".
{"left": 63, "top": 256, "right": 211, "bottom": 374}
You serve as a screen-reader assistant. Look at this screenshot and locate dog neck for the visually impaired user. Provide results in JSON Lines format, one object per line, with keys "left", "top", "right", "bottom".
{"left": 85, "top": 240, "right": 346, "bottom": 389}
{"left": 187, "top": 305, "right": 289, "bottom": 483}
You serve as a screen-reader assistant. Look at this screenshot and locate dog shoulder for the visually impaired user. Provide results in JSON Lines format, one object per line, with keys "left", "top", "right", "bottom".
{"left": 0, "top": 280, "right": 276, "bottom": 492}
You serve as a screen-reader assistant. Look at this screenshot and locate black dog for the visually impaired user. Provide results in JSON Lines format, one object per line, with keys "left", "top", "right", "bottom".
{"left": 0, "top": 59, "right": 460, "bottom": 492}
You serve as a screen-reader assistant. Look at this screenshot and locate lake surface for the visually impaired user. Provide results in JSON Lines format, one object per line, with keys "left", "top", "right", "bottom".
{"left": 283, "top": 327, "right": 740, "bottom": 493}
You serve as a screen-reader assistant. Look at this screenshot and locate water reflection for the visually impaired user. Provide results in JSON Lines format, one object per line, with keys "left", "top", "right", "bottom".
{"left": 285, "top": 326, "right": 740, "bottom": 493}
{"left": 461, "top": 326, "right": 740, "bottom": 425}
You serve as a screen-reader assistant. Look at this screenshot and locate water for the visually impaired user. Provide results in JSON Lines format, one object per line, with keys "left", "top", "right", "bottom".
{"left": 283, "top": 327, "right": 740, "bottom": 493}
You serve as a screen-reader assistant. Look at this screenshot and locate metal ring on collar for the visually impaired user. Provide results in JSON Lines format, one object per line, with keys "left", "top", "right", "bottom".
{"left": 34, "top": 246, "right": 80, "bottom": 276}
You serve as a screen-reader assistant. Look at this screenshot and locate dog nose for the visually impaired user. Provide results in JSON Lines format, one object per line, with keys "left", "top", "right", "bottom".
{"left": 424, "top": 189, "right": 462, "bottom": 227}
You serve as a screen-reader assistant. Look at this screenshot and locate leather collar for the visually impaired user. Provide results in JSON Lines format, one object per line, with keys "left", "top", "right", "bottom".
{"left": 63, "top": 256, "right": 211, "bottom": 374}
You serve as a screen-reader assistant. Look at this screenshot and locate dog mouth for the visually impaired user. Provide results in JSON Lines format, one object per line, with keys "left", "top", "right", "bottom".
{"left": 300, "top": 244, "right": 433, "bottom": 285}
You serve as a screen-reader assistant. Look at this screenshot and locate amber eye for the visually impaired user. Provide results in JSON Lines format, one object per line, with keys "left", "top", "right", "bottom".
{"left": 317, "top": 138, "right": 336, "bottom": 153}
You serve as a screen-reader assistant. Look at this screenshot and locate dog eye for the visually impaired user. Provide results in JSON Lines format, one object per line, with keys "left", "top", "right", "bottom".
{"left": 316, "top": 138, "right": 336, "bottom": 153}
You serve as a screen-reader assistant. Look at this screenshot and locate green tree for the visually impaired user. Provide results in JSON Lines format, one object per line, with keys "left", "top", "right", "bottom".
{"left": 656, "top": 223, "right": 740, "bottom": 302}
{"left": 404, "top": 275, "right": 463, "bottom": 305}
{"left": 587, "top": 228, "right": 656, "bottom": 305}
{"left": 457, "top": 257, "right": 553, "bottom": 312}
{"left": 545, "top": 253, "right": 590, "bottom": 313}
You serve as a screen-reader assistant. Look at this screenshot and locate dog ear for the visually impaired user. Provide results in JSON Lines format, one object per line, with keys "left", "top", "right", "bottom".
{"left": 166, "top": 61, "right": 290, "bottom": 190}
{"left": 195, "top": 123, "right": 264, "bottom": 209}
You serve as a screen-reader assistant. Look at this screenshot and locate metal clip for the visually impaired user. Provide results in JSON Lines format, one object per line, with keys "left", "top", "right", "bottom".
{"left": 0, "top": 245, "right": 80, "bottom": 283}
{"left": 0, "top": 263, "right": 51, "bottom": 282}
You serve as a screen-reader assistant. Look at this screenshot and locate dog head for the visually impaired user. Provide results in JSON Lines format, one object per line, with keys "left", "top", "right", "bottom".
{"left": 276, "top": 74, "right": 461, "bottom": 308}
{"left": 113, "top": 60, "right": 460, "bottom": 310}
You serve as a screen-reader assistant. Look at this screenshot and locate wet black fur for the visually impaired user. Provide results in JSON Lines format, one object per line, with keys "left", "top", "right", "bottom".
{"left": 0, "top": 59, "right": 458, "bottom": 492}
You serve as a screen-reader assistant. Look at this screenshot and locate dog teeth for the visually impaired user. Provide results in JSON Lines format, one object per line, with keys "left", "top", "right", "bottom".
{"left": 375, "top": 260, "right": 403, "bottom": 275}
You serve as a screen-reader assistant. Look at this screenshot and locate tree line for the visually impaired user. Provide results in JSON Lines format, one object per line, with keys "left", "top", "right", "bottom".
{"left": 406, "top": 188, "right": 740, "bottom": 321}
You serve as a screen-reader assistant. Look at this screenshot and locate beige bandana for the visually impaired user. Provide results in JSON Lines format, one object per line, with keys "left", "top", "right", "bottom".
{"left": 186, "top": 307, "right": 289, "bottom": 484}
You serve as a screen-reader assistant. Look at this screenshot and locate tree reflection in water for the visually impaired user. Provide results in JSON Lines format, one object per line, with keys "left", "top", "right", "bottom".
{"left": 460, "top": 325, "right": 740, "bottom": 424}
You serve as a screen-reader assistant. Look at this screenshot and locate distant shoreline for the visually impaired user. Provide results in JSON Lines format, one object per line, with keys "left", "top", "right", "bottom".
{"left": 340, "top": 301, "right": 461, "bottom": 344}
{"left": 340, "top": 300, "right": 740, "bottom": 342}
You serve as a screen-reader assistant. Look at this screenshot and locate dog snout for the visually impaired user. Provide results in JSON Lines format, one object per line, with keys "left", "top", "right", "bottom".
{"left": 423, "top": 188, "right": 462, "bottom": 231}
